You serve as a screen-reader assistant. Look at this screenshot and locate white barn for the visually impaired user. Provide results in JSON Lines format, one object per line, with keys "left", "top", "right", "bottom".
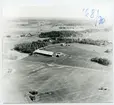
{"left": 33, "top": 49, "right": 54, "bottom": 56}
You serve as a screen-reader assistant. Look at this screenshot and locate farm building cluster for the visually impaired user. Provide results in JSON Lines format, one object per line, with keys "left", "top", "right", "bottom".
{"left": 31, "top": 43, "right": 70, "bottom": 57}
{"left": 33, "top": 49, "right": 64, "bottom": 57}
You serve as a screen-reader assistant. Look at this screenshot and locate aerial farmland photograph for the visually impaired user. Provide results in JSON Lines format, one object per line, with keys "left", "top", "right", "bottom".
{"left": 1, "top": 1, "right": 113, "bottom": 104}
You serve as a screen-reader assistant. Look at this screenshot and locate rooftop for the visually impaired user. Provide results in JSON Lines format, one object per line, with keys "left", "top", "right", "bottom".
{"left": 33, "top": 49, "right": 54, "bottom": 56}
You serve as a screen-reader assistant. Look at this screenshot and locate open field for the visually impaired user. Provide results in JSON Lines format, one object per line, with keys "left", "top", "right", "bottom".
{"left": 1, "top": 60, "right": 113, "bottom": 103}
{"left": 3, "top": 36, "right": 46, "bottom": 54}
{"left": 4, "top": 19, "right": 93, "bottom": 36}
{"left": 23, "top": 43, "right": 112, "bottom": 70}
{"left": 83, "top": 31, "right": 113, "bottom": 42}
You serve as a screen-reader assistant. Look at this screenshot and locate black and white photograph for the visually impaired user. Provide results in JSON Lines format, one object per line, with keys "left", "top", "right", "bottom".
{"left": 0, "top": 0, "right": 113, "bottom": 103}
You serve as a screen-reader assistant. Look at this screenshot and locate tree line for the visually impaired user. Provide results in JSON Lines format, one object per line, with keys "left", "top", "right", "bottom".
{"left": 14, "top": 30, "right": 111, "bottom": 53}
{"left": 14, "top": 37, "right": 111, "bottom": 54}
{"left": 49, "top": 37, "right": 111, "bottom": 46}
{"left": 39, "top": 31, "right": 83, "bottom": 38}
{"left": 14, "top": 40, "right": 48, "bottom": 53}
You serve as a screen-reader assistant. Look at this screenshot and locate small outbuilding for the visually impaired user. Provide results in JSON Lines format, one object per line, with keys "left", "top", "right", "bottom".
{"left": 60, "top": 43, "right": 66, "bottom": 46}
{"left": 55, "top": 52, "right": 64, "bottom": 57}
{"left": 25, "top": 33, "right": 33, "bottom": 37}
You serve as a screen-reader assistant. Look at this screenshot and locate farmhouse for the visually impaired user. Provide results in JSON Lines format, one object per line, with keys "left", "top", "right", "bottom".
{"left": 33, "top": 49, "right": 54, "bottom": 56}
{"left": 25, "top": 33, "right": 33, "bottom": 37}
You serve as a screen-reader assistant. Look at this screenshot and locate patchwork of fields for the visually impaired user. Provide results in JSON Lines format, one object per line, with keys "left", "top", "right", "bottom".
{"left": 2, "top": 60, "right": 113, "bottom": 103}
{"left": 1, "top": 19, "right": 113, "bottom": 103}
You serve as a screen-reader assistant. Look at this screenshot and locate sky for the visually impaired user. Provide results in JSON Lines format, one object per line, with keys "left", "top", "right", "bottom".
{"left": 1, "top": 0, "right": 114, "bottom": 24}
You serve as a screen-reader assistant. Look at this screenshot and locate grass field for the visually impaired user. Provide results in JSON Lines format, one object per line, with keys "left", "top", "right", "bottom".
{"left": 23, "top": 43, "right": 112, "bottom": 70}
{"left": 84, "top": 31, "right": 113, "bottom": 42}
{"left": 2, "top": 60, "right": 113, "bottom": 103}
{"left": 2, "top": 32, "right": 113, "bottom": 103}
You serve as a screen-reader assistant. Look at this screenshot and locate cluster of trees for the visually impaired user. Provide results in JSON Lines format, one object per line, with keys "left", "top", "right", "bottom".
{"left": 39, "top": 31, "right": 110, "bottom": 46}
{"left": 77, "top": 39, "right": 110, "bottom": 46}
{"left": 91, "top": 57, "right": 110, "bottom": 66}
{"left": 14, "top": 29, "right": 111, "bottom": 53}
{"left": 39, "top": 29, "right": 105, "bottom": 38}
{"left": 39, "top": 31, "right": 83, "bottom": 38}
{"left": 14, "top": 40, "right": 48, "bottom": 53}
{"left": 47, "top": 37, "right": 110, "bottom": 46}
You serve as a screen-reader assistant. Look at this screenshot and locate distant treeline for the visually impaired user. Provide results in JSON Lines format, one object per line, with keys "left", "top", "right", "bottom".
{"left": 14, "top": 38, "right": 111, "bottom": 53}
{"left": 39, "top": 31, "right": 83, "bottom": 38}
{"left": 14, "top": 40, "right": 48, "bottom": 53}
{"left": 39, "top": 28, "right": 111, "bottom": 38}
{"left": 44, "top": 38, "right": 111, "bottom": 46}
{"left": 14, "top": 30, "right": 111, "bottom": 53}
